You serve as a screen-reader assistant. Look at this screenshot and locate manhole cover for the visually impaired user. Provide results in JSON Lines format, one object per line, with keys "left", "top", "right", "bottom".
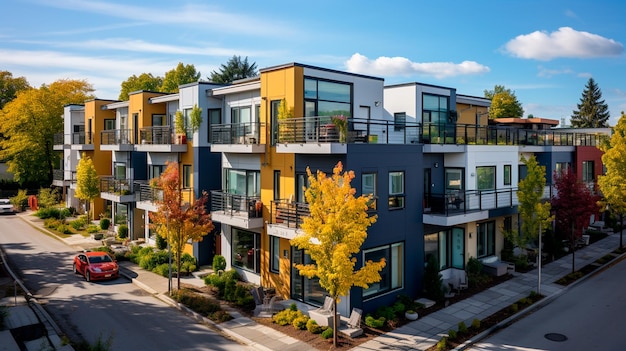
{"left": 545, "top": 333, "right": 568, "bottom": 342}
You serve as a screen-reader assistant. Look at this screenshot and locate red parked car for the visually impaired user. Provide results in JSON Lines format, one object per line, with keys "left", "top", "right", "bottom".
{"left": 73, "top": 251, "right": 119, "bottom": 282}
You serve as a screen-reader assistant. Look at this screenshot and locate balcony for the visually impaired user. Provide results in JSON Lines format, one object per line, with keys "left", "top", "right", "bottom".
{"left": 53, "top": 133, "right": 66, "bottom": 150}
{"left": 135, "top": 126, "right": 187, "bottom": 153}
{"left": 100, "top": 129, "right": 133, "bottom": 151}
{"left": 100, "top": 176, "right": 135, "bottom": 203}
{"left": 276, "top": 116, "right": 421, "bottom": 154}
{"left": 52, "top": 169, "right": 76, "bottom": 187}
{"left": 210, "top": 122, "right": 265, "bottom": 153}
{"left": 423, "top": 188, "right": 520, "bottom": 226}
{"left": 422, "top": 123, "right": 603, "bottom": 152}
{"left": 210, "top": 191, "right": 263, "bottom": 229}
{"left": 134, "top": 181, "right": 162, "bottom": 212}
{"left": 53, "top": 132, "right": 94, "bottom": 150}
{"left": 266, "top": 199, "right": 310, "bottom": 240}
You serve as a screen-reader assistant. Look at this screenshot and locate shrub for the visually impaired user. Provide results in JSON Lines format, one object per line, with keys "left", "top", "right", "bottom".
{"left": 60, "top": 208, "right": 71, "bottom": 219}
{"left": 458, "top": 321, "right": 467, "bottom": 334}
{"left": 155, "top": 233, "right": 167, "bottom": 250}
{"left": 10, "top": 190, "right": 28, "bottom": 211}
{"left": 172, "top": 289, "right": 221, "bottom": 317}
{"left": 91, "top": 246, "right": 113, "bottom": 255}
{"left": 292, "top": 316, "right": 309, "bottom": 330}
{"left": 204, "top": 269, "right": 240, "bottom": 298}
{"left": 289, "top": 303, "right": 298, "bottom": 311}
{"left": 44, "top": 218, "right": 62, "bottom": 229}
{"left": 448, "top": 329, "right": 457, "bottom": 340}
{"left": 471, "top": 318, "right": 481, "bottom": 329}
{"left": 466, "top": 256, "right": 483, "bottom": 276}
{"left": 212, "top": 255, "right": 227, "bottom": 271}
{"left": 423, "top": 254, "right": 444, "bottom": 302}
{"left": 306, "top": 319, "right": 322, "bottom": 334}
{"left": 397, "top": 294, "right": 420, "bottom": 312}
{"left": 392, "top": 301, "right": 406, "bottom": 317}
{"left": 273, "top": 309, "right": 303, "bottom": 326}
{"left": 0, "top": 306, "right": 8, "bottom": 329}
{"left": 375, "top": 305, "right": 396, "bottom": 322}
{"left": 321, "top": 327, "right": 333, "bottom": 339}
{"left": 154, "top": 263, "right": 170, "bottom": 277}
{"left": 436, "top": 337, "right": 448, "bottom": 351}
{"left": 70, "top": 218, "right": 86, "bottom": 230}
{"left": 510, "top": 303, "right": 518, "bottom": 313}
{"left": 86, "top": 225, "right": 100, "bottom": 234}
{"left": 99, "top": 218, "right": 111, "bottom": 230}
{"left": 37, "top": 188, "right": 60, "bottom": 208}
{"left": 117, "top": 224, "right": 129, "bottom": 239}
{"left": 209, "top": 310, "right": 233, "bottom": 323}
{"left": 36, "top": 207, "right": 62, "bottom": 219}
{"left": 364, "top": 315, "right": 386, "bottom": 329}
{"left": 56, "top": 224, "right": 71, "bottom": 234}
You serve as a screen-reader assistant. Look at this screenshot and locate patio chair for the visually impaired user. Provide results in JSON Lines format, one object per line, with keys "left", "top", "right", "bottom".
{"left": 339, "top": 308, "right": 363, "bottom": 338}
{"left": 308, "top": 296, "right": 334, "bottom": 326}
{"left": 261, "top": 295, "right": 285, "bottom": 313}
{"left": 456, "top": 271, "right": 469, "bottom": 292}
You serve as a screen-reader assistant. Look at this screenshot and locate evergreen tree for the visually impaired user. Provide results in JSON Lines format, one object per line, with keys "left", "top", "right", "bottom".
{"left": 209, "top": 56, "right": 258, "bottom": 84}
{"left": 571, "top": 78, "right": 610, "bottom": 128}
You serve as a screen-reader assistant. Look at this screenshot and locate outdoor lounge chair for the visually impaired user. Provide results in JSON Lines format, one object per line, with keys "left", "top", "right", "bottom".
{"left": 308, "top": 296, "right": 334, "bottom": 326}
{"left": 339, "top": 308, "right": 363, "bottom": 338}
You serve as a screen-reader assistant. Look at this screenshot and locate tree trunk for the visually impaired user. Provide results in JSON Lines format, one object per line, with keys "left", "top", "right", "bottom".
{"left": 333, "top": 298, "right": 338, "bottom": 348}
{"left": 176, "top": 253, "right": 182, "bottom": 290}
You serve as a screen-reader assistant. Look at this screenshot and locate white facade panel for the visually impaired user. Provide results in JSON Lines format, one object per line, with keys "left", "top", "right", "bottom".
{"left": 221, "top": 154, "right": 261, "bottom": 170}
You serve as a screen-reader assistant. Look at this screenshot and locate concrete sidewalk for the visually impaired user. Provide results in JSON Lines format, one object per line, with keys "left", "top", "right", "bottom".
{"left": 5, "top": 211, "right": 625, "bottom": 351}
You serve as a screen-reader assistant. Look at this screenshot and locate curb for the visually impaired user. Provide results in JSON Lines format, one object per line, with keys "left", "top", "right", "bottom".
{"left": 454, "top": 246, "right": 626, "bottom": 350}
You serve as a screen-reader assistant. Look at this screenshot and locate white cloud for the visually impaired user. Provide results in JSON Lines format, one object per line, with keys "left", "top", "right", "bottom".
{"left": 537, "top": 66, "right": 574, "bottom": 78}
{"left": 344, "top": 53, "right": 490, "bottom": 79}
{"left": 504, "top": 27, "right": 623, "bottom": 60}
{"left": 565, "top": 9, "right": 577, "bottom": 18}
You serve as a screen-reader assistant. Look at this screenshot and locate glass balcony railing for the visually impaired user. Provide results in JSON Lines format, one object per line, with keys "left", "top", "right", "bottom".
{"left": 210, "top": 122, "right": 264, "bottom": 145}
{"left": 100, "top": 176, "right": 133, "bottom": 195}
{"left": 210, "top": 191, "right": 263, "bottom": 218}
{"left": 269, "top": 199, "right": 310, "bottom": 228}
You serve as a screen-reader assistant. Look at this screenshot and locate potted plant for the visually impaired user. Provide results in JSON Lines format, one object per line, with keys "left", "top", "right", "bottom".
{"left": 175, "top": 111, "right": 186, "bottom": 144}
{"left": 405, "top": 310, "right": 418, "bottom": 321}
{"left": 175, "top": 105, "right": 203, "bottom": 144}
{"left": 331, "top": 115, "right": 348, "bottom": 143}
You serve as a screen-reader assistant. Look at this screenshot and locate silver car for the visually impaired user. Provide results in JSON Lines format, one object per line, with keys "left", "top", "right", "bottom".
{"left": 0, "top": 199, "right": 14, "bottom": 214}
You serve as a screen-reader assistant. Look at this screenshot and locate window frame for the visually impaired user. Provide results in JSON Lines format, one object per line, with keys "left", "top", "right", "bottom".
{"left": 182, "top": 164, "right": 192, "bottom": 189}
{"left": 270, "top": 236, "right": 280, "bottom": 274}
{"left": 362, "top": 242, "right": 404, "bottom": 299}
{"left": 394, "top": 112, "right": 406, "bottom": 131}
{"left": 362, "top": 172, "right": 377, "bottom": 210}
{"left": 582, "top": 161, "right": 594, "bottom": 183}
{"left": 477, "top": 221, "right": 496, "bottom": 258}
{"left": 231, "top": 228, "right": 261, "bottom": 273}
{"left": 476, "top": 166, "right": 496, "bottom": 190}
{"left": 388, "top": 171, "right": 405, "bottom": 210}
{"left": 503, "top": 165, "right": 511, "bottom": 186}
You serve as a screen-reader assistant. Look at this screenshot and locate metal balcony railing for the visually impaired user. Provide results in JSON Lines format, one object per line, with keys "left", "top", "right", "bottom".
{"left": 134, "top": 181, "right": 163, "bottom": 202}
{"left": 269, "top": 199, "right": 310, "bottom": 228}
{"left": 422, "top": 123, "right": 604, "bottom": 146}
{"left": 277, "top": 117, "right": 421, "bottom": 145}
{"left": 72, "top": 131, "right": 93, "bottom": 144}
{"left": 210, "top": 122, "right": 264, "bottom": 145}
{"left": 139, "top": 126, "right": 175, "bottom": 145}
{"left": 210, "top": 191, "right": 262, "bottom": 218}
{"left": 101, "top": 129, "right": 132, "bottom": 145}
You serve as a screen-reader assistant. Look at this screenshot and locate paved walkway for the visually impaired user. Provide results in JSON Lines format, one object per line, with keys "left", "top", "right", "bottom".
{"left": 2, "top": 211, "right": 625, "bottom": 351}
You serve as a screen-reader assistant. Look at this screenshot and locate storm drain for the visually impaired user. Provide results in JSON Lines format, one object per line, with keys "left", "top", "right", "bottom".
{"left": 544, "top": 333, "right": 568, "bottom": 342}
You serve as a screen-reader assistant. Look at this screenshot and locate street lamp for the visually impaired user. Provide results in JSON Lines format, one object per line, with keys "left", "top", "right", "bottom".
{"left": 165, "top": 210, "right": 172, "bottom": 295}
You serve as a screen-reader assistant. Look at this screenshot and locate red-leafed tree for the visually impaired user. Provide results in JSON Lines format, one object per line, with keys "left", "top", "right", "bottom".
{"left": 149, "top": 161, "right": 213, "bottom": 290}
{"left": 551, "top": 169, "right": 600, "bottom": 273}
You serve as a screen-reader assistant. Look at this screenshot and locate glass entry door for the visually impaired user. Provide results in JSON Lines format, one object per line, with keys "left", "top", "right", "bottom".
{"left": 291, "top": 248, "right": 326, "bottom": 306}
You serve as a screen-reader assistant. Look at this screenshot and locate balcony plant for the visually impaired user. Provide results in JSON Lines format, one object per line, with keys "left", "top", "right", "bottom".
{"left": 331, "top": 115, "right": 347, "bottom": 143}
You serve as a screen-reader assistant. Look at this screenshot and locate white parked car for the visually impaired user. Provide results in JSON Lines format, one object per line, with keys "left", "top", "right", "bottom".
{"left": 0, "top": 199, "right": 14, "bottom": 214}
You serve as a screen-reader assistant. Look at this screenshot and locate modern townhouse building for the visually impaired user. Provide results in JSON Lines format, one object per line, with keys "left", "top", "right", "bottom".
{"left": 55, "top": 61, "right": 607, "bottom": 317}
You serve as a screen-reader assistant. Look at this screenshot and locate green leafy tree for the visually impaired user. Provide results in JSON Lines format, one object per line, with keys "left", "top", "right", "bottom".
{"left": 598, "top": 112, "right": 626, "bottom": 247}
{"left": 0, "top": 71, "right": 30, "bottom": 110}
{"left": 37, "top": 187, "right": 59, "bottom": 209}
{"left": 75, "top": 153, "right": 100, "bottom": 223}
{"left": 511, "top": 155, "right": 552, "bottom": 249}
{"left": 118, "top": 73, "right": 163, "bottom": 100}
{"left": 571, "top": 77, "right": 610, "bottom": 128}
{"left": 291, "top": 162, "right": 385, "bottom": 348}
{"left": 0, "top": 79, "right": 94, "bottom": 186}
{"left": 209, "top": 55, "right": 258, "bottom": 84}
{"left": 149, "top": 161, "right": 213, "bottom": 290}
{"left": 484, "top": 85, "right": 524, "bottom": 119}
{"left": 160, "top": 62, "right": 201, "bottom": 93}
{"left": 551, "top": 169, "right": 599, "bottom": 272}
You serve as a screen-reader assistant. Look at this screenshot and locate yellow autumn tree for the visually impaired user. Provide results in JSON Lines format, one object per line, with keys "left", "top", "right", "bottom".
{"left": 75, "top": 153, "right": 100, "bottom": 223}
{"left": 291, "top": 161, "right": 385, "bottom": 347}
{"left": 598, "top": 112, "right": 626, "bottom": 248}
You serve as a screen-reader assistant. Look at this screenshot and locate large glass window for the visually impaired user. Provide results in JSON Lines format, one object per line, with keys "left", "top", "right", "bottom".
{"left": 504, "top": 165, "right": 511, "bottom": 186}
{"left": 150, "top": 165, "right": 165, "bottom": 180}
{"left": 270, "top": 100, "right": 281, "bottom": 145}
{"left": 296, "top": 173, "right": 309, "bottom": 203}
{"left": 231, "top": 229, "right": 260, "bottom": 273}
{"left": 270, "top": 236, "right": 280, "bottom": 273}
{"left": 582, "top": 161, "right": 594, "bottom": 183}
{"left": 388, "top": 171, "right": 405, "bottom": 209}
{"left": 445, "top": 168, "right": 463, "bottom": 191}
{"left": 182, "top": 165, "right": 192, "bottom": 189}
{"left": 425, "top": 229, "right": 464, "bottom": 269}
{"left": 114, "top": 163, "right": 126, "bottom": 180}
{"left": 422, "top": 94, "right": 449, "bottom": 124}
{"left": 304, "top": 78, "right": 352, "bottom": 117}
{"left": 208, "top": 109, "right": 221, "bottom": 143}
{"left": 477, "top": 221, "right": 496, "bottom": 258}
{"left": 224, "top": 169, "right": 260, "bottom": 196}
{"left": 363, "top": 242, "right": 403, "bottom": 299}
{"left": 476, "top": 166, "right": 496, "bottom": 190}
{"left": 362, "top": 173, "right": 377, "bottom": 210}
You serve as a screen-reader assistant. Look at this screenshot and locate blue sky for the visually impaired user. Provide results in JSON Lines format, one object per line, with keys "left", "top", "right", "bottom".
{"left": 2, "top": 0, "right": 625, "bottom": 125}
